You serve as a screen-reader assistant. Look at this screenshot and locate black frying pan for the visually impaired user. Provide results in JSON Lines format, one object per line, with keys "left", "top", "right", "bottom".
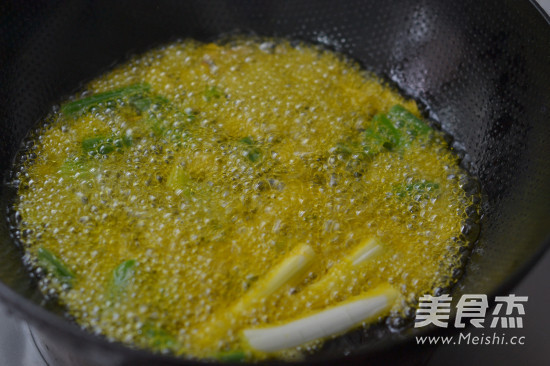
{"left": 1, "top": 1, "right": 550, "bottom": 365}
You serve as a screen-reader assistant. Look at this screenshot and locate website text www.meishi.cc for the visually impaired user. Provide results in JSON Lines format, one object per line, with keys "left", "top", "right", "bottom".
{"left": 416, "top": 332, "right": 526, "bottom": 346}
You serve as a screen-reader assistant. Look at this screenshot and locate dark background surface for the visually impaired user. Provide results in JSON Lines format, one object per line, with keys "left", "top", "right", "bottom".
{"left": 428, "top": 2, "right": 550, "bottom": 364}
{"left": 428, "top": 249, "right": 550, "bottom": 365}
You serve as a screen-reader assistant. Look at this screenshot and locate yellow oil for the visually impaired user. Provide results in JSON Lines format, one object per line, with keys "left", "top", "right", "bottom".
{"left": 15, "top": 38, "right": 478, "bottom": 361}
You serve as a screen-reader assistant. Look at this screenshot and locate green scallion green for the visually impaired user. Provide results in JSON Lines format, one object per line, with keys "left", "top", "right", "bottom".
{"left": 37, "top": 247, "right": 75, "bottom": 286}
{"left": 61, "top": 83, "right": 152, "bottom": 116}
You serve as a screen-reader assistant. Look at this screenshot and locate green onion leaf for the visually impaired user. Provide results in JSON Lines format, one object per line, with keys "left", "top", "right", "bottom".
{"left": 61, "top": 83, "right": 151, "bottom": 116}
{"left": 239, "top": 136, "right": 253, "bottom": 145}
{"left": 362, "top": 105, "right": 433, "bottom": 155}
{"left": 393, "top": 180, "right": 440, "bottom": 199}
{"left": 82, "top": 135, "right": 132, "bottom": 156}
{"left": 362, "top": 126, "right": 389, "bottom": 155}
{"left": 59, "top": 158, "right": 93, "bottom": 179}
{"left": 204, "top": 86, "right": 223, "bottom": 101}
{"left": 246, "top": 148, "right": 261, "bottom": 163}
{"left": 146, "top": 117, "right": 167, "bottom": 137}
{"left": 114, "top": 135, "right": 133, "bottom": 148}
{"left": 362, "top": 113, "right": 404, "bottom": 155}
{"left": 182, "top": 108, "right": 197, "bottom": 122}
{"left": 387, "top": 104, "right": 431, "bottom": 137}
{"left": 216, "top": 350, "right": 246, "bottom": 362}
{"left": 370, "top": 113, "right": 403, "bottom": 149}
{"left": 98, "top": 143, "right": 115, "bottom": 155}
{"left": 239, "top": 137, "right": 262, "bottom": 163}
{"left": 37, "top": 247, "right": 75, "bottom": 286}
{"left": 143, "top": 325, "right": 181, "bottom": 352}
{"left": 166, "top": 164, "right": 193, "bottom": 196}
{"left": 108, "top": 259, "right": 137, "bottom": 297}
{"left": 82, "top": 136, "right": 107, "bottom": 153}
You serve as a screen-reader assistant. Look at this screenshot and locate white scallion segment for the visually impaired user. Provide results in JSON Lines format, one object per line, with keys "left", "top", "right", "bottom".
{"left": 348, "top": 237, "right": 383, "bottom": 267}
{"left": 252, "top": 243, "right": 316, "bottom": 298}
{"left": 193, "top": 244, "right": 316, "bottom": 344}
{"left": 243, "top": 284, "right": 398, "bottom": 352}
{"left": 232, "top": 244, "right": 315, "bottom": 313}
{"left": 305, "top": 237, "right": 383, "bottom": 295}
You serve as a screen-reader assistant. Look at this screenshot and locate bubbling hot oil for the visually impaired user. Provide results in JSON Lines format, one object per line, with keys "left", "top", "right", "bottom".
{"left": 13, "top": 38, "right": 479, "bottom": 360}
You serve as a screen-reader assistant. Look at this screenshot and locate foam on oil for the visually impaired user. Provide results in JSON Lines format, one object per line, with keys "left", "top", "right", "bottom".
{"left": 13, "top": 38, "right": 479, "bottom": 360}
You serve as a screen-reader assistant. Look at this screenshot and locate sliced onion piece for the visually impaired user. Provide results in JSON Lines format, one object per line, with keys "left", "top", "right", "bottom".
{"left": 192, "top": 244, "right": 316, "bottom": 347}
{"left": 347, "top": 237, "right": 383, "bottom": 267}
{"left": 235, "top": 243, "right": 316, "bottom": 311}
